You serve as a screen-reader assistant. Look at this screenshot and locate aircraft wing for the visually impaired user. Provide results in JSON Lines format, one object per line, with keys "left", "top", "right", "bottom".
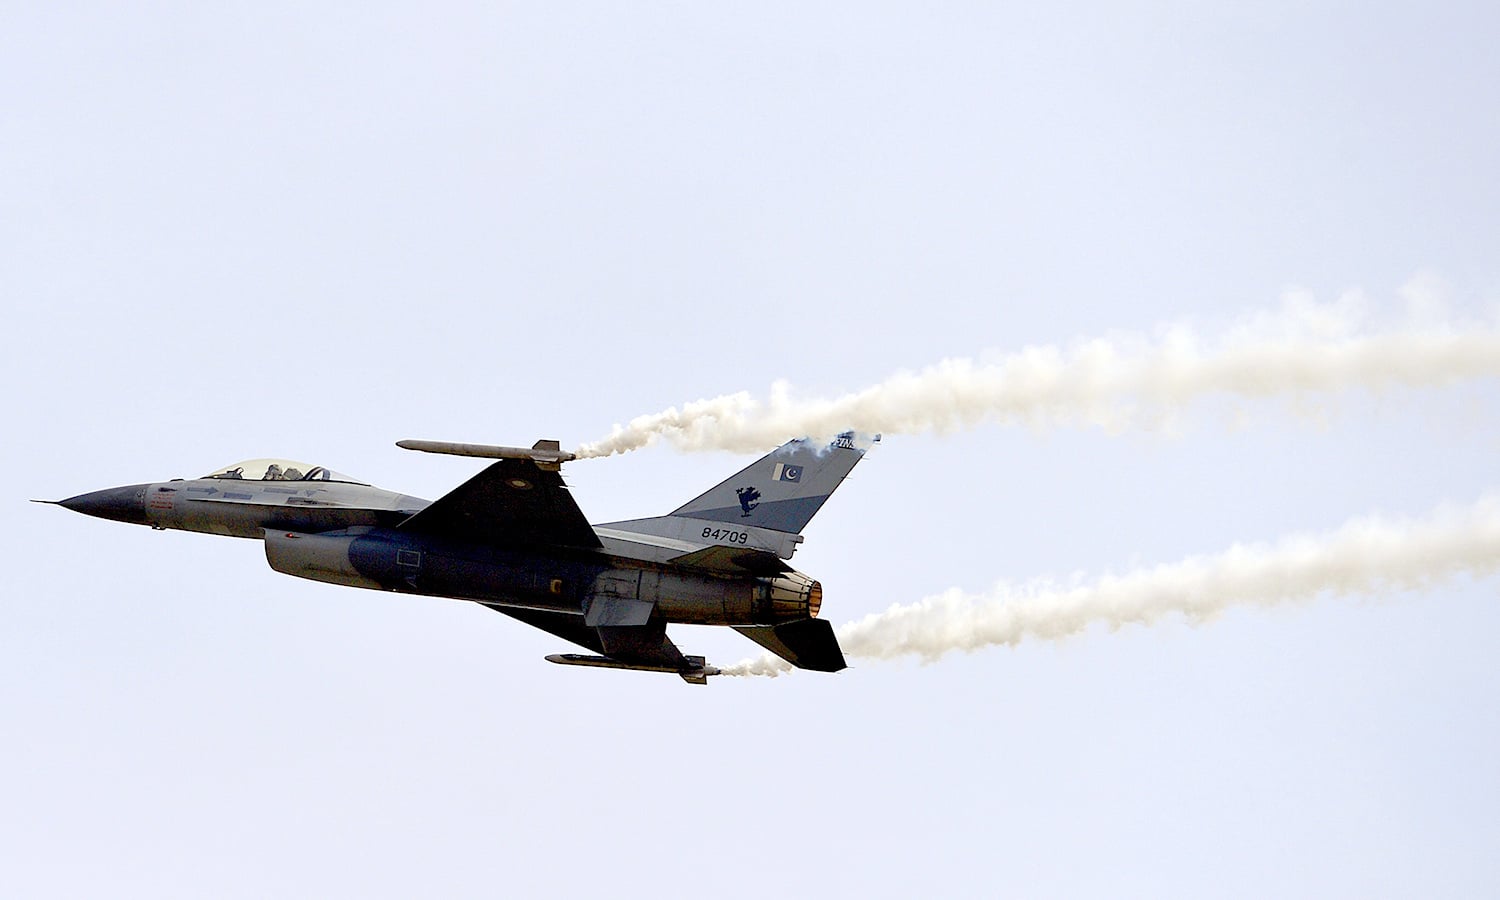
{"left": 485, "top": 605, "right": 606, "bottom": 654}
{"left": 397, "top": 458, "right": 601, "bottom": 548}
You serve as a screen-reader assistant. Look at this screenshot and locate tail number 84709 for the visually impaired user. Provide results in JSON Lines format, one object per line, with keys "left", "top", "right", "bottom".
{"left": 702, "top": 527, "right": 750, "bottom": 545}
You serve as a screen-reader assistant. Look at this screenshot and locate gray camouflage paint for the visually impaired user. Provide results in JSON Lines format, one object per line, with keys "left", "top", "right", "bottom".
{"left": 49, "top": 435, "right": 870, "bottom": 683}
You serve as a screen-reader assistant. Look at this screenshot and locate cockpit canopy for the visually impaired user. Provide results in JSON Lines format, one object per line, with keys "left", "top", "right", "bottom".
{"left": 202, "top": 459, "right": 366, "bottom": 485}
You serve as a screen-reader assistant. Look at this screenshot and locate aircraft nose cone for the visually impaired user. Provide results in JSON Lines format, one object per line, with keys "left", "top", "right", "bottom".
{"left": 58, "top": 484, "right": 151, "bottom": 526}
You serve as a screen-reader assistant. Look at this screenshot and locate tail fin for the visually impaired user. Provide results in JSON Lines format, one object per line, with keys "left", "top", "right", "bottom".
{"left": 670, "top": 432, "right": 874, "bottom": 534}
{"left": 595, "top": 433, "right": 875, "bottom": 561}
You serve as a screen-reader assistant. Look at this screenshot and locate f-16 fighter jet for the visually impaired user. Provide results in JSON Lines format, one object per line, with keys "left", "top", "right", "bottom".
{"left": 41, "top": 434, "right": 873, "bottom": 684}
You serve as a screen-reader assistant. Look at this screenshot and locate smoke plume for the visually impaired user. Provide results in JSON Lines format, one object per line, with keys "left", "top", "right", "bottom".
{"left": 577, "top": 291, "right": 1500, "bottom": 458}
{"left": 722, "top": 495, "right": 1500, "bottom": 677}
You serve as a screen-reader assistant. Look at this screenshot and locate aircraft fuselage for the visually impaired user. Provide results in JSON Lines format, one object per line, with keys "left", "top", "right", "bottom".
{"left": 59, "top": 476, "right": 819, "bottom": 628}
{"left": 47, "top": 436, "right": 868, "bottom": 682}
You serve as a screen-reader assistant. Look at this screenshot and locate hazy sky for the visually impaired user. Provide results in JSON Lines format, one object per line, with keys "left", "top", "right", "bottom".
{"left": 5, "top": 3, "right": 1499, "bottom": 897}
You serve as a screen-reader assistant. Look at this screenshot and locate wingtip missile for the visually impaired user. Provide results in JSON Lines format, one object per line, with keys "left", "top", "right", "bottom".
{"left": 397, "top": 439, "right": 578, "bottom": 468}
{"left": 545, "top": 653, "right": 720, "bottom": 685}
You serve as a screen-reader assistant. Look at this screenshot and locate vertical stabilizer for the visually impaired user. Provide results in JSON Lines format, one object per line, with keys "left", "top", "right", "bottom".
{"left": 596, "top": 433, "right": 874, "bottom": 560}
{"left": 669, "top": 433, "right": 873, "bottom": 534}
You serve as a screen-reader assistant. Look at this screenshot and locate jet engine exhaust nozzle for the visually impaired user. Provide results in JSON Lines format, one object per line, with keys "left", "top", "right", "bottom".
{"left": 757, "top": 572, "right": 823, "bottom": 623}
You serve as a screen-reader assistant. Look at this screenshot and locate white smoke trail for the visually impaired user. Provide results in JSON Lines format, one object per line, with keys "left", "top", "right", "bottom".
{"left": 722, "top": 495, "right": 1500, "bottom": 677}
{"left": 576, "top": 289, "right": 1500, "bottom": 458}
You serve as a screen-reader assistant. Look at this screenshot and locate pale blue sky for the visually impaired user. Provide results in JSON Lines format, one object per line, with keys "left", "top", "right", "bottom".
{"left": 5, "top": 3, "right": 1499, "bottom": 897}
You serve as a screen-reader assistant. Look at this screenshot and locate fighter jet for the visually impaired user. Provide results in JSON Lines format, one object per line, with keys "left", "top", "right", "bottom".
{"left": 41, "top": 434, "right": 873, "bottom": 684}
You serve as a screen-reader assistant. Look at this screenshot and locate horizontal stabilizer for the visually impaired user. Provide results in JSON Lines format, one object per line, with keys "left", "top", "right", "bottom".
{"left": 733, "top": 618, "right": 847, "bottom": 672}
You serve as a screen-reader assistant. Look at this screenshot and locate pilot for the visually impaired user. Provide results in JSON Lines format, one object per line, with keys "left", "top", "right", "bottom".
{"left": 264, "top": 464, "right": 284, "bottom": 481}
